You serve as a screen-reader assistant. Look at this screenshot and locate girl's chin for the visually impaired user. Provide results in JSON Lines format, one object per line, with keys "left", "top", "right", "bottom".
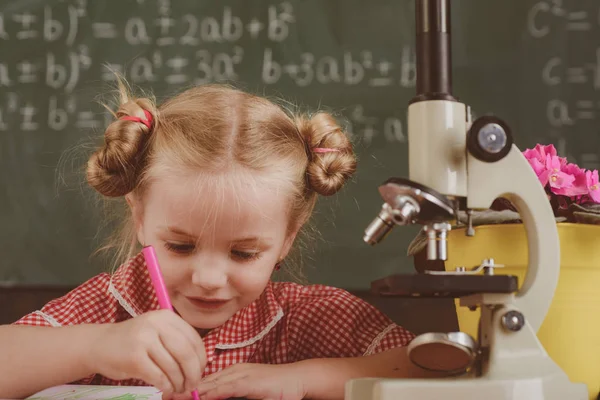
{"left": 189, "top": 317, "right": 228, "bottom": 332}
{"left": 177, "top": 307, "right": 235, "bottom": 331}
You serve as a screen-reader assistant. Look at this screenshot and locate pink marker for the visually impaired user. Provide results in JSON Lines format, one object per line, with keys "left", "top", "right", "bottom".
{"left": 143, "top": 245, "right": 201, "bottom": 400}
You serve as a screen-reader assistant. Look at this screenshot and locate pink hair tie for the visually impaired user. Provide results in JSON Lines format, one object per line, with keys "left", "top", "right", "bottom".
{"left": 120, "top": 109, "right": 154, "bottom": 130}
{"left": 313, "top": 148, "right": 340, "bottom": 153}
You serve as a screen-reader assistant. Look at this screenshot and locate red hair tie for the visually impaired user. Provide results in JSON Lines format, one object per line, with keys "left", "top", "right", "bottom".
{"left": 120, "top": 110, "right": 154, "bottom": 130}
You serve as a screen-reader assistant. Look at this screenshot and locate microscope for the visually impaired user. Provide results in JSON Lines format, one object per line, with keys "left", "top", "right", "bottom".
{"left": 345, "top": 1, "right": 589, "bottom": 399}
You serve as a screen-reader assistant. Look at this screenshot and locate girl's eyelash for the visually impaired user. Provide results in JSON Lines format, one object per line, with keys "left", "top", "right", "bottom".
{"left": 164, "top": 242, "right": 195, "bottom": 254}
{"left": 164, "top": 243, "right": 261, "bottom": 261}
{"left": 231, "top": 250, "right": 261, "bottom": 261}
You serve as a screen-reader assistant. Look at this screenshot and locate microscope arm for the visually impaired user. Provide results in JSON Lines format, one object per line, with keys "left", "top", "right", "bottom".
{"left": 466, "top": 144, "right": 560, "bottom": 332}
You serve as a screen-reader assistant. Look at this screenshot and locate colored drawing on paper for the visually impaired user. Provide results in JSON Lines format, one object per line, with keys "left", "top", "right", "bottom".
{"left": 27, "top": 385, "right": 162, "bottom": 400}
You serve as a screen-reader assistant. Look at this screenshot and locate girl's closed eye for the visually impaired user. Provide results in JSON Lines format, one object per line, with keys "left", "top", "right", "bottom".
{"left": 164, "top": 242, "right": 196, "bottom": 254}
{"left": 231, "top": 249, "right": 261, "bottom": 262}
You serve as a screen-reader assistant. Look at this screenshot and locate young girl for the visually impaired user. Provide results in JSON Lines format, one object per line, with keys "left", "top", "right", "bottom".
{"left": 0, "top": 83, "right": 438, "bottom": 400}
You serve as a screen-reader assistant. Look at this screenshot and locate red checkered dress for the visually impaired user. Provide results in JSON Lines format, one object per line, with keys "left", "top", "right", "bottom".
{"left": 14, "top": 252, "right": 415, "bottom": 386}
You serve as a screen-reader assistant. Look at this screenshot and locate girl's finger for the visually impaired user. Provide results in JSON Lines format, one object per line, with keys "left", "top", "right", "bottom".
{"left": 196, "top": 371, "right": 247, "bottom": 394}
{"left": 139, "top": 354, "right": 175, "bottom": 397}
{"left": 148, "top": 336, "right": 186, "bottom": 394}
{"left": 168, "top": 314, "right": 208, "bottom": 371}
{"left": 160, "top": 327, "right": 203, "bottom": 392}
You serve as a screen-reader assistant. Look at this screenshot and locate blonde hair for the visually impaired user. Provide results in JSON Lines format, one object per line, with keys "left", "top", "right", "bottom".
{"left": 87, "top": 79, "right": 357, "bottom": 278}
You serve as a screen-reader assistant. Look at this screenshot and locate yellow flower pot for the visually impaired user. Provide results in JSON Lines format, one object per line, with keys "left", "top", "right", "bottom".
{"left": 446, "top": 223, "right": 600, "bottom": 399}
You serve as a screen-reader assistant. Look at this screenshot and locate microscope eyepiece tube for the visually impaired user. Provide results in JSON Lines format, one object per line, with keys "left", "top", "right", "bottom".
{"left": 416, "top": 0, "right": 449, "bottom": 33}
{"left": 414, "top": 0, "right": 454, "bottom": 101}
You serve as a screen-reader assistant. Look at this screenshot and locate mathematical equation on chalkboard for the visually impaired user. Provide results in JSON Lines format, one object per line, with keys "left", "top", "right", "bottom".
{"left": 528, "top": 0, "right": 600, "bottom": 128}
{"left": 0, "top": 90, "right": 407, "bottom": 146}
{"left": 0, "top": 0, "right": 599, "bottom": 147}
{"left": 0, "top": 0, "right": 418, "bottom": 146}
{"left": 0, "top": 8, "right": 417, "bottom": 89}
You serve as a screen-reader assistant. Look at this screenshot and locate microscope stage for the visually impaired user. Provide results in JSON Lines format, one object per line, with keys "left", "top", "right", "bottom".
{"left": 371, "top": 273, "right": 518, "bottom": 298}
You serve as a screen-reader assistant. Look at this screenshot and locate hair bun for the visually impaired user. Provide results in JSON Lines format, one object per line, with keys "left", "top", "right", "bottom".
{"left": 86, "top": 98, "right": 156, "bottom": 197}
{"left": 296, "top": 112, "right": 357, "bottom": 196}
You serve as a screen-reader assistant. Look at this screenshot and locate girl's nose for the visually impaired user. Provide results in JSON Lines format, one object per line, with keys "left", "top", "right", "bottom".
{"left": 191, "top": 263, "right": 228, "bottom": 291}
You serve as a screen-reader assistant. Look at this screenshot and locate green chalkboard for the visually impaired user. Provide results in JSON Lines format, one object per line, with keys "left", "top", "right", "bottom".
{"left": 1, "top": 0, "right": 599, "bottom": 288}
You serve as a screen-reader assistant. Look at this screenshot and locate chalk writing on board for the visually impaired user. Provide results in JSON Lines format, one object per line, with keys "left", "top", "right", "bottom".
{"left": 1, "top": 0, "right": 597, "bottom": 150}
{"left": 0, "top": 90, "right": 408, "bottom": 146}
{"left": 93, "top": 4, "right": 295, "bottom": 45}
{"left": 347, "top": 105, "right": 407, "bottom": 145}
{"left": 0, "top": 48, "right": 417, "bottom": 90}
{"left": 262, "top": 47, "right": 416, "bottom": 87}
{"left": 0, "top": 1, "right": 416, "bottom": 89}
{"left": 528, "top": 1, "right": 600, "bottom": 129}
{"left": 9, "top": 3, "right": 84, "bottom": 45}
{"left": 527, "top": 1, "right": 598, "bottom": 38}
{"left": 541, "top": 49, "right": 600, "bottom": 89}
{"left": 0, "top": 1, "right": 416, "bottom": 146}
{"left": 0, "top": 0, "right": 416, "bottom": 144}
{"left": 4, "top": 2, "right": 294, "bottom": 45}
{"left": 545, "top": 98, "right": 600, "bottom": 128}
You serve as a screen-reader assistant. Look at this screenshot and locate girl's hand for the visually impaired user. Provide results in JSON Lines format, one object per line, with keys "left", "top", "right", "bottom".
{"left": 90, "top": 309, "right": 206, "bottom": 397}
{"left": 192, "top": 363, "right": 307, "bottom": 400}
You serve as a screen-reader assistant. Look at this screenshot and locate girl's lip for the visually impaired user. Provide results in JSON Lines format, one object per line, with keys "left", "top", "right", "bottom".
{"left": 192, "top": 297, "right": 229, "bottom": 302}
{"left": 187, "top": 297, "right": 230, "bottom": 309}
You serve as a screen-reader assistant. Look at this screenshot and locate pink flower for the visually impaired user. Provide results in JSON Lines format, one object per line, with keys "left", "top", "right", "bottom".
{"left": 538, "top": 155, "right": 574, "bottom": 189}
{"left": 535, "top": 144, "right": 557, "bottom": 158}
{"left": 523, "top": 144, "right": 557, "bottom": 178}
{"left": 525, "top": 155, "right": 546, "bottom": 178}
{"left": 553, "top": 163, "right": 588, "bottom": 197}
{"left": 521, "top": 143, "right": 599, "bottom": 216}
{"left": 522, "top": 144, "right": 568, "bottom": 183}
{"left": 586, "top": 170, "right": 600, "bottom": 203}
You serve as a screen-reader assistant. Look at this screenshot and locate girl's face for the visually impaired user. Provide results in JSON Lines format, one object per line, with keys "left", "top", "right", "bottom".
{"left": 131, "top": 172, "right": 295, "bottom": 331}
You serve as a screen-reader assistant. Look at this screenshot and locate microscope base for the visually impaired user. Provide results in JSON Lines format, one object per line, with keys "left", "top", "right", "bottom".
{"left": 345, "top": 374, "right": 589, "bottom": 400}
{"left": 345, "top": 374, "right": 588, "bottom": 400}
